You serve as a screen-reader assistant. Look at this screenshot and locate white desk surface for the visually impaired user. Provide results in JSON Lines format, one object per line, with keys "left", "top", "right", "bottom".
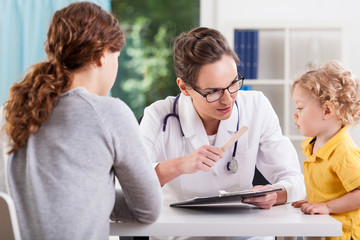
{"left": 110, "top": 201, "right": 342, "bottom": 237}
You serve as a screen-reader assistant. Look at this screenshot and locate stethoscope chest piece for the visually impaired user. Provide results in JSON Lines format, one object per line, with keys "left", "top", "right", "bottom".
{"left": 226, "top": 158, "right": 238, "bottom": 174}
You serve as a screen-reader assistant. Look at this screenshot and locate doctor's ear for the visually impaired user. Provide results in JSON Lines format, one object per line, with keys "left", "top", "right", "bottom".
{"left": 177, "top": 78, "right": 191, "bottom": 96}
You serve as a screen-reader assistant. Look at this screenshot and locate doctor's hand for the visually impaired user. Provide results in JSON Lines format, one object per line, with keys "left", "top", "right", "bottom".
{"left": 242, "top": 185, "right": 279, "bottom": 209}
{"left": 180, "top": 145, "right": 224, "bottom": 174}
{"left": 155, "top": 145, "right": 224, "bottom": 186}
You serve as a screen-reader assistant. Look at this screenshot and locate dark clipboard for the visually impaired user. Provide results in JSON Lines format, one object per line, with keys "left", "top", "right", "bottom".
{"left": 170, "top": 188, "right": 282, "bottom": 208}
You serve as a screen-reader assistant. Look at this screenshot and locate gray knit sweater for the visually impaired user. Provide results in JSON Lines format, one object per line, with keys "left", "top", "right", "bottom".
{"left": 5, "top": 88, "right": 162, "bottom": 240}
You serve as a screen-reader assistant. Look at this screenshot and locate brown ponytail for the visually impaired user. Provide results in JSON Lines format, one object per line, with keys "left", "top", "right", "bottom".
{"left": 4, "top": 1, "right": 125, "bottom": 153}
{"left": 4, "top": 60, "right": 72, "bottom": 153}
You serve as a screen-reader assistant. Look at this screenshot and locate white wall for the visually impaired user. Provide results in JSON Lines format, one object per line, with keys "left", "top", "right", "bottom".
{"left": 201, "top": 0, "right": 360, "bottom": 73}
{"left": 200, "top": 0, "right": 360, "bottom": 147}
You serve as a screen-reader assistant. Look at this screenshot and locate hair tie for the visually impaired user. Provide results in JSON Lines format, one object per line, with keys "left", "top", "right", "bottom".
{"left": 193, "top": 34, "right": 202, "bottom": 40}
{"left": 47, "top": 53, "right": 63, "bottom": 65}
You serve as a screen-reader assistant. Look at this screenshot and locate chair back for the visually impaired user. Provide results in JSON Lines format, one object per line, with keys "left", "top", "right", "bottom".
{"left": 0, "top": 192, "right": 21, "bottom": 240}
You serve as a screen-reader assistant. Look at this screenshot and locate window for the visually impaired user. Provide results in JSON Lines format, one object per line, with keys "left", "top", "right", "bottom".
{"left": 111, "top": 0, "right": 200, "bottom": 118}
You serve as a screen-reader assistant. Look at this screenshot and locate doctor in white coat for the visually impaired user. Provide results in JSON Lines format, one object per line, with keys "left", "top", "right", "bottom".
{"left": 140, "top": 27, "right": 305, "bottom": 210}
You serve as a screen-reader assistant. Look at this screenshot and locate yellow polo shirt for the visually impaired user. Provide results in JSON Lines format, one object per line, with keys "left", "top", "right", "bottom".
{"left": 301, "top": 126, "right": 360, "bottom": 240}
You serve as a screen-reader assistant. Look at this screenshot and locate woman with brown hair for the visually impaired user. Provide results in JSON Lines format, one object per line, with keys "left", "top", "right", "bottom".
{"left": 0, "top": 2, "right": 162, "bottom": 239}
{"left": 140, "top": 27, "right": 305, "bottom": 227}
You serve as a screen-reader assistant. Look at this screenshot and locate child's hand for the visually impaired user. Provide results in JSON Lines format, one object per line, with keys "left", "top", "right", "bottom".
{"left": 292, "top": 200, "right": 330, "bottom": 215}
{"left": 292, "top": 200, "right": 307, "bottom": 208}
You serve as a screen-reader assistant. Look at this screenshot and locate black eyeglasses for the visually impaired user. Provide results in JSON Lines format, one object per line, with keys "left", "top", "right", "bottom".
{"left": 193, "top": 70, "right": 245, "bottom": 103}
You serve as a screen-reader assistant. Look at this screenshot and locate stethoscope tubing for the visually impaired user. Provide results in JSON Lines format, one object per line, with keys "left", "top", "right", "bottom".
{"left": 161, "top": 94, "right": 240, "bottom": 173}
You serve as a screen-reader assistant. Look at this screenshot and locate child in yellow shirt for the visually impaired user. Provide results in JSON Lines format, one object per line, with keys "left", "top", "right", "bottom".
{"left": 291, "top": 60, "right": 360, "bottom": 240}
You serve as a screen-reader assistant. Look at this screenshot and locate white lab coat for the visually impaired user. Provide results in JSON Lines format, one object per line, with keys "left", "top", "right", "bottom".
{"left": 140, "top": 91, "right": 305, "bottom": 203}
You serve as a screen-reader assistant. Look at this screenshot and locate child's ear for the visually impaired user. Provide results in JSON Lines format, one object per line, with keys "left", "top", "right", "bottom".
{"left": 323, "top": 102, "right": 336, "bottom": 120}
{"left": 177, "top": 78, "right": 190, "bottom": 96}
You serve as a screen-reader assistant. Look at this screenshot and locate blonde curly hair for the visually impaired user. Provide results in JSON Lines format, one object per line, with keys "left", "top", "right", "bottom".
{"left": 291, "top": 60, "right": 360, "bottom": 127}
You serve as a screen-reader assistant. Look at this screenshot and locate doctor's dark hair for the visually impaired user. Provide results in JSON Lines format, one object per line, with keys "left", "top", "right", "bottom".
{"left": 3, "top": 1, "right": 125, "bottom": 153}
{"left": 291, "top": 60, "right": 360, "bottom": 127}
{"left": 173, "top": 27, "right": 240, "bottom": 87}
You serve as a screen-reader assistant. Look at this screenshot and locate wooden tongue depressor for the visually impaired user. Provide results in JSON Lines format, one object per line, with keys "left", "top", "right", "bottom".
{"left": 221, "top": 126, "right": 248, "bottom": 152}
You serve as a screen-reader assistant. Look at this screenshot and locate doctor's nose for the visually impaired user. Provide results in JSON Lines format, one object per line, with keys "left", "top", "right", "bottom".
{"left": 219, "top": 89, "right": 233, "bottom": 104}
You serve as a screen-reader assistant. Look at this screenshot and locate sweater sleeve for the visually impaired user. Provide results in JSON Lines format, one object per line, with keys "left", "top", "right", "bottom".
{"left": 101, "top": 99, "right": 162, "bottom": 223}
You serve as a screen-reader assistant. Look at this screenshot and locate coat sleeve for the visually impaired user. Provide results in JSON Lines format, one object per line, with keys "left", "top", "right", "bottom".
{"left": 255, "top": 93, "right": 306, "bottom": 202}
{"left": 139, "top": 97, "right": 175, "bottom": 166}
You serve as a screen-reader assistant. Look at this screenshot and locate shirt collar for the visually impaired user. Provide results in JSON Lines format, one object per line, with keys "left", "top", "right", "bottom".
{"left": 301, "top": 126, "right": 349, "bottom": 161}
{"left": 301, "top": 137, "right": 315, "bottom": 158}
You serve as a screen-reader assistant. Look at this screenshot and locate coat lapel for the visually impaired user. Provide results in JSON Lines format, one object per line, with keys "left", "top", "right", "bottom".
{"left": 178, "top": 94, "right": 209, "bottom": 148}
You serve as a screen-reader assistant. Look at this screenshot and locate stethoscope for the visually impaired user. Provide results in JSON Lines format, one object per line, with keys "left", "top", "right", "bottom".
{"left": 162, "top": 94, "right": 240, "bottom": 173}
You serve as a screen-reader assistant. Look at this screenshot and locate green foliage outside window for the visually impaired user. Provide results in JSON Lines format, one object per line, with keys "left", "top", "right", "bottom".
{"left": 110, "top": 0, "right": 200, "bottom": 119}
